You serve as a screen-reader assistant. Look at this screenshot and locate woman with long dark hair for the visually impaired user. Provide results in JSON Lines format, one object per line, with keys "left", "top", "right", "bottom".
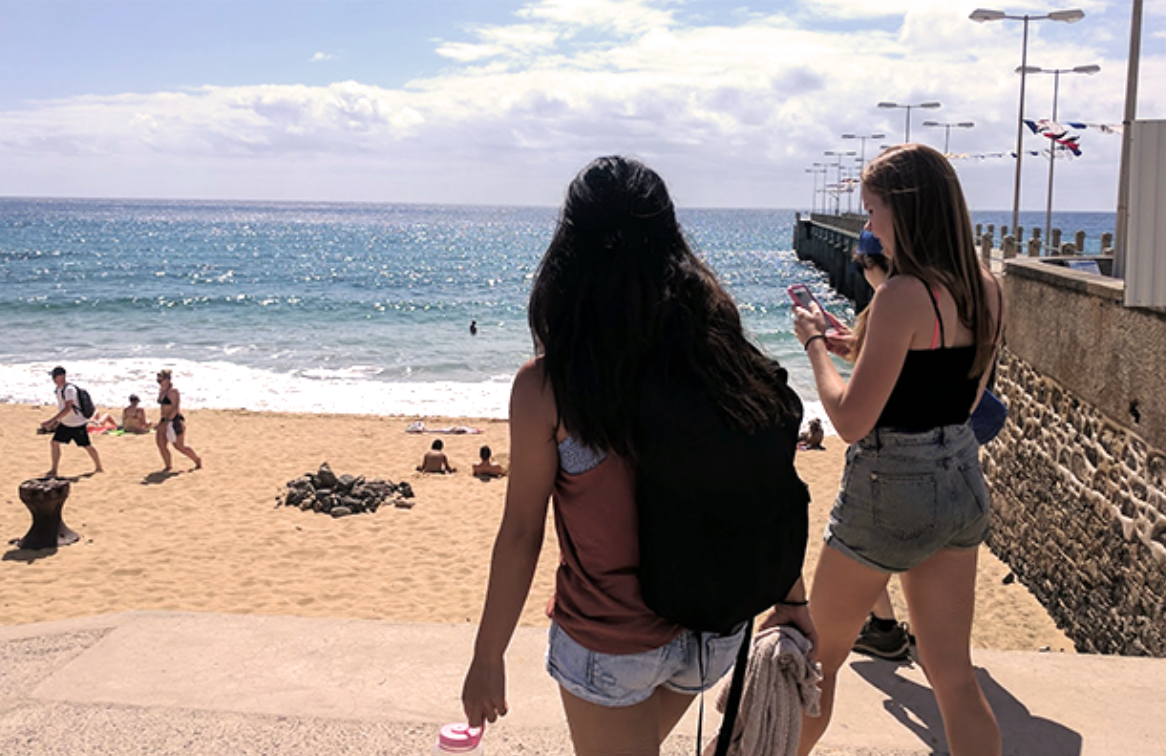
{"left": 793, "top": 143, "right": 1003, "bottom": 756}
{"left": 462, "top": 156, "right": 811, "bottom": 755}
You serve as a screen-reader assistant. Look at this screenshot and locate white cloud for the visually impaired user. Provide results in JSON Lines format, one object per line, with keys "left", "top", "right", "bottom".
{"left": 309, "top": 52, "right": 337, "bottom": 63}
{"left": 517, "top": 0, "right": 677, "bottom": 35}
{"left": 1, "top": 0, "right": 1161, "bottom": 209}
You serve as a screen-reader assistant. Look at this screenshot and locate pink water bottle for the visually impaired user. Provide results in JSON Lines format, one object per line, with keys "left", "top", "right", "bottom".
{"left": 433, "top": 723, "right": 484, "bottom": 755}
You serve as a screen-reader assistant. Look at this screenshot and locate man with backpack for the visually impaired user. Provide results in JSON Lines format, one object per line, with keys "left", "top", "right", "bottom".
{"left": 40, "top": 366, "right": 103, "bottom": 478}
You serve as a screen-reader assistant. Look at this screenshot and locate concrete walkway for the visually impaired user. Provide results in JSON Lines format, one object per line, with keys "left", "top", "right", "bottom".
{"left": 1, "top": 612, "right": 1162, "bottom": 755}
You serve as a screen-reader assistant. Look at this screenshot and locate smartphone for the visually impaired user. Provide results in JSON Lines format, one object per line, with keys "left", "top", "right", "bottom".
{"left": 787, "top": 284, "right": 846, "bottom": 333}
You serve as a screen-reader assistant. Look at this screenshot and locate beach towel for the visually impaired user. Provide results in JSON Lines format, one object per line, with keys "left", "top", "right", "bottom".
{"left": 714, "top": 626, "right": 821, "bottom": 756}
{"left": 405, "top": 421, "right": 482, "bottom": 434}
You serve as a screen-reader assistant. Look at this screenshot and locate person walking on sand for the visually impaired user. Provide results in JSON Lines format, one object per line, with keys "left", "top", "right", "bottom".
{"left": 462, "top": 156, "right": 813, "bottom": 756}
{"left": 155, "top": 369, "right": 202, "bottom": 471}
{"left": 40, "top": 366, "right": 103, "bottom": 477}
{"left": 792, "top": 144, "right": 1004, "bottom": 756}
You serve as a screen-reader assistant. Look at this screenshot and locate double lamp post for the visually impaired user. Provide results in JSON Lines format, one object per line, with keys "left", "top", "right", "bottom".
{"left": 970, "top": 7, "right": 1085, "bottom": 236}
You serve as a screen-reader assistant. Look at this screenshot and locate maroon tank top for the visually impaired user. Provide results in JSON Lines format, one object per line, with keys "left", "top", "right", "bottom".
{"left": 548, "top": 451, "right": 683, "bottom": 654}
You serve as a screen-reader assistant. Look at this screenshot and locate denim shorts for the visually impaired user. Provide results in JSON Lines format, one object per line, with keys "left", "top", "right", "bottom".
{"left": 545, "top": 621, "right": 745, "bottom": 707}
{"left": 824, "top": 423, "right": 990, "bottom": 573}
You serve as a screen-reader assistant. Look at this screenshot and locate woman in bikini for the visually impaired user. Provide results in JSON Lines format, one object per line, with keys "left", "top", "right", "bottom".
{"left": 156, "top": 369, "right": 202, "bottom": 471}
{"left": 121, "top": 394, "right": 152, "bottom": 434}
{"left": 792, "top": 143, "right": 1004, "bottom": 756}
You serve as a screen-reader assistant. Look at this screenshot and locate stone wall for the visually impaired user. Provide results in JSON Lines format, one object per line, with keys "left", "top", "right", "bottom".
{"left": 983, "top": 259, "right": 1166, "bottom": 656}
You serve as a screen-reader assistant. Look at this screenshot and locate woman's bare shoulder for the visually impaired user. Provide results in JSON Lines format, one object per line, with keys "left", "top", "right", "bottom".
{"left": 872, "top": 274, "right": 932, "bottom": 316}
{"left": 510, "top": 358, "right": 555, "bottom": 422}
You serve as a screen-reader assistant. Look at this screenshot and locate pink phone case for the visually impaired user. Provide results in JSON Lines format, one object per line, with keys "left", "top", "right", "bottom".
{"left": 787, "top": 285, "right": 846, "bottom": 333}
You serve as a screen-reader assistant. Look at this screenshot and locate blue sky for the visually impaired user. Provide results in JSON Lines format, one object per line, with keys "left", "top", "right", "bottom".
{"left": 1, "top": 0, "right": 1163, "bottom": 210}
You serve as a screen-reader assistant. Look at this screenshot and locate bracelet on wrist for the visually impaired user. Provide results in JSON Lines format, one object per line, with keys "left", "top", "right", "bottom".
{"left": 802, "top": 334, "right": 827, "bottom": 351}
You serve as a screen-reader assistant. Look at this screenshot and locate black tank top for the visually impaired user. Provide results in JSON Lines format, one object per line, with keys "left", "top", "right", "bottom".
{"left": 875, "top": 284, "right": 988, "bottom": 431}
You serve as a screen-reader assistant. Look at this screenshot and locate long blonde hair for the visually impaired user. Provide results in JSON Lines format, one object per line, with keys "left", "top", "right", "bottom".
{"left": 856, "top": 144, "right": 995, "bottom": 376}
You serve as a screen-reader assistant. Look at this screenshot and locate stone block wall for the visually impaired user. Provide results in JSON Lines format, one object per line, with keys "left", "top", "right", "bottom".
{"left": 982, "top": 259, "right": 1166, "bottom": 657}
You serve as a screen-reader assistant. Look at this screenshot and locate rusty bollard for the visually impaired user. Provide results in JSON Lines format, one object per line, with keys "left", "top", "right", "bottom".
{"left": 16, "top": 478, "right": 80, "bottom": 550}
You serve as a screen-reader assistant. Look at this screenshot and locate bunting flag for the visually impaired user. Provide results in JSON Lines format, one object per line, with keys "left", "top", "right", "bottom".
{"left": 1023, "top": 119, "right": 1083, "bottom": 156}
{"left": 1054, "top": 135, "right": 1082, "bottom": 156}
{"left": 946, "top": 150, "right": 1041, "bottom": 160}
{"left": 1065, "top": 121, "right": 1123, "bottom": 134}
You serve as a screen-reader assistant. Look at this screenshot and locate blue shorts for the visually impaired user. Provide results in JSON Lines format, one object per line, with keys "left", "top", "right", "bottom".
{"left": 545, "top": 621, "right": 745, "bottom": 707}
{"left": 824, "top": 423, "right": 990, "bottom": 573}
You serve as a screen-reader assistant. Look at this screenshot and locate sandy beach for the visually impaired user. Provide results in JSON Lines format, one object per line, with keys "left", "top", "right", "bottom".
{"left": 0, "top": 402, "right": 1072, "bottom": 653}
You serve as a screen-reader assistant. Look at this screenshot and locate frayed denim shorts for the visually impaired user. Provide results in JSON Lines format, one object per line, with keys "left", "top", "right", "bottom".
{"left": 824, "top": 423, "right": 990, "bottom": 573}
{"left": 545, "top": 620, "right": 745, "bottom": 707}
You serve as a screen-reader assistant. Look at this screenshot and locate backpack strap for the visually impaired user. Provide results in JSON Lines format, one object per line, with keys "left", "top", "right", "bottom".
{"left": 711, "top": 621, "right": 753, "bottom": 756}
{"left": 64, "top": 383, "right": 82, "bottom": 417}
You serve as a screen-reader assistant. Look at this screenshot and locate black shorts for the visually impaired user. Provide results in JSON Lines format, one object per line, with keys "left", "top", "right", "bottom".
{"left": 52, "top": 423, "right": 91, "bottom": 447}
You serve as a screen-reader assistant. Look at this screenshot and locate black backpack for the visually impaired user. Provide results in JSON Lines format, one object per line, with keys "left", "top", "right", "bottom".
{"left": 635, "top": 357, "right": 810, "bottom": 756}
{"left": 67, "top": 383, "right": 96, "bottom": 419}
{"left": 635, "top": 360, "right": 810, "bottom": 634}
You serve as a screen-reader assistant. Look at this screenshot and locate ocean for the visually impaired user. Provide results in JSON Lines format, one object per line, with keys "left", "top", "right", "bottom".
{"left": 0, "top": 198, "right": 1115, "bottom": 429}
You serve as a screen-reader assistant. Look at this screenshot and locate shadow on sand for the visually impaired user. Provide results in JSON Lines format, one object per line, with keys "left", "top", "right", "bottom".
{"left": 3, "top": 543, "right": 59, "bottom": 562}
{"left": 140, "top": 470, "right": 182, "bottom": 486}
{"left": 851, "top": 657, "right": 1082, "bottom": 755}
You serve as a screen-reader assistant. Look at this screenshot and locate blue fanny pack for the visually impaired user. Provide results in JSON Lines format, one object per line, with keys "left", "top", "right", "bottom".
{"left": 970, "top": 390, "right": 1008, "bottom": 444}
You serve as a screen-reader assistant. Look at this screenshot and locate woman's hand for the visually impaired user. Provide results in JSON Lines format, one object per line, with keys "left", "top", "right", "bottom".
{"left": 758, "top": 603, "right": 818, "bottom": 662}
{"left": 793, "top": 302, "right": 830, "bottom": 348}
{"left": 462, "top": 653, "right": 508, "bottom": 728}
{"left": 825, "top": 333, "right": 853, "bottom": 358}
{"left": 824, "top": 322, "right": 854, "bottom": 360}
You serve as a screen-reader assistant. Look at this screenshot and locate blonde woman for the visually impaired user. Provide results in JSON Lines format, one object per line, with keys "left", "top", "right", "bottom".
{"left": 155, "top": 369, "right": 202, "bottom": 471}
{"left": 793, "top": 144, "right": 1004, "bottom": 756}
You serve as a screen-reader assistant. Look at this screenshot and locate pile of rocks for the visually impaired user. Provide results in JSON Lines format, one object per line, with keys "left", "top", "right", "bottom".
{"left": 277, "top": 463, "right": 415, "bottom": 517}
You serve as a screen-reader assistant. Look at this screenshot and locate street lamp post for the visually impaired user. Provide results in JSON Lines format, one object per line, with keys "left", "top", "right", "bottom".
{"left": 877, "top": 101, "right": 941, "bottom": 142}
{"left": 921, "top": 120, "right": 976, "bottom": 155}
{"left": 970, "top": 7, "right": 1086, "bottom": 237}
{"left": 841, "top": 132, "right": 886, "bottom": 173}
{"left": 1019, "top": 63, "right": 1100, "bottom": 253}
{"left": 848, "top": 157, "right": 864, "bottom": 214}
{"left": 1115, "top": 0, "right": 1143, "bottom": 278}
{"left": 804, "top": 164, "right": 827, "bottom": 214}
{"left": 840, "top": 166, "right": 855, "bottom": 214}
{"left": 823, "top": 150, "right": 856, "bottom": 215}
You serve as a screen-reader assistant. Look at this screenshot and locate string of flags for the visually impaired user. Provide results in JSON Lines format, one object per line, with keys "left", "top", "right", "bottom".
{"left": 1025, "top": 119, "right": 1082, "bottom": 156}
{"left": 1023, "top": 118, "right": 1122, "bottom": 136}
{"left": 947, "top": 150, "right": 1041, "bottom": 160}
{"left": 1063, "top": 121, "right": 1123, "bottom": 134}
{"left": 944, "top": 119, "right": 1121, "bottom": 161}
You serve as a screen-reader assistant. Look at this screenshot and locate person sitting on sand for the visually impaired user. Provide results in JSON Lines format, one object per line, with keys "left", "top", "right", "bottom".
{"left": 121, "top": 394, "right": 152, "bottom": 434}
{"left": 797, "top": 418, "right": 825, "bottom": 450}
{"left": 417, "top": 439, "right": 456, "bottom": 473}
{"left": 471, "top": 445, "right": 505, "bottom": 478}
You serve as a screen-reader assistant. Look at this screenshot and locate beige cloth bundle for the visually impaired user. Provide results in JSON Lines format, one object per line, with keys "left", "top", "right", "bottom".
{"left": 713, "top": 625, "right": 822, "bottom": 756}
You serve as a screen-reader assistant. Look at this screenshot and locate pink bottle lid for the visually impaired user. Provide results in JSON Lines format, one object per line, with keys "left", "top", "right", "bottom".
{"left": 438, "top": 723, "right": 483, "bottom": 752}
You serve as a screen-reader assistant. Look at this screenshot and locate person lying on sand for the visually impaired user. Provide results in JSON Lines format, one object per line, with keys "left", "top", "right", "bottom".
{"left": 417, "top": 439, "right": 457, "bottom": 473}
{"left": 406, "top": 421, "right": 482, "bottom": 434}
{"left": 87, "top": 413, "right": 118, "bottom": 433}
